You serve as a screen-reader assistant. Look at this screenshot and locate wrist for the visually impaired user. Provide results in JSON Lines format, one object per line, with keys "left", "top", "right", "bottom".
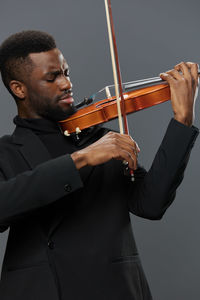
{"left": 71, "top": 151, "right": 87, "bottom": 170}
{"left": 174, "top": 113, "right": 193, "bottom": 127}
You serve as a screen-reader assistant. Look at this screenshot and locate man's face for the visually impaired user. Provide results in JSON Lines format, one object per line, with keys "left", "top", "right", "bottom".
{"left": 24, "top": 48, "right": 76, "bottom": 121}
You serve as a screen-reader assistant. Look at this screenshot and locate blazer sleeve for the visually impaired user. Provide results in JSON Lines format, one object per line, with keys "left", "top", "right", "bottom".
{"left": 0, "top": 155, "right": 83, "bottom": 231}
{"left": 127, "top": 118, "right": 199, "bottom": 220}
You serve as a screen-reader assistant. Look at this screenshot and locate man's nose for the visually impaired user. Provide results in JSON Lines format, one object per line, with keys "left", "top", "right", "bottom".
{"left": 59, "top": 75, "right": 72, "bottom": 91}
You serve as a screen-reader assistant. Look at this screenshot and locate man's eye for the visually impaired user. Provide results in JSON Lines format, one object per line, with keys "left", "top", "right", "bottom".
{"left": 47, "top": 77, "right": 55, "bottom": 82}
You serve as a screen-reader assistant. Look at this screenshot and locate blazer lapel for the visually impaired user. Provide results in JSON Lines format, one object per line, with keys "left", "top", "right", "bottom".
{"left": 12, "top": 126, "right": 65, "bottom": 237}
{"left": 12, "top": 126, "right": 51, "bottom": 168}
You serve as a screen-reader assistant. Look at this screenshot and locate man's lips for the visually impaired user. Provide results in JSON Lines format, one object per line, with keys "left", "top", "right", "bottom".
{"left": 58, "top": 93, "right": 74, "bottom": 104}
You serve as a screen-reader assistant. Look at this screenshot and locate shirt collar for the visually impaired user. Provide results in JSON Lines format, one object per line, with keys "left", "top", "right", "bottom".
{"left": 13, "top": 115, "right": 61, "bottom": 134}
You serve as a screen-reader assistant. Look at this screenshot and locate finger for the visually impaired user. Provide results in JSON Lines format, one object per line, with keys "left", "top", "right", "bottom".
{"left": 174, "top": 62, "right": 192, "bottom": 81}
{"left": 121, "top": 135, "right": 140, "bottom": 153}
{"left": 105, "top": 133, "right": 139, "bottom": 169}
{"left": 135, "top": 141, "right": 140, "bottom": 153}
{"left": 102, "top": 133, "right": 139, "bottom": 161}
{"left": 160, "top": 72, "right": 176, "bottom": 85}
{"left": 108, "top": 131, "right": 140, "bottom": 152}
{"left": 185, "top": 62, "right": 199, "bottom": 87}
{"left": 129, "top": 136, "right": 140, "bottom": 152}
{"left": 163, "top": 69, "right": 183, "bottom": 81}
{"left": 113, "top": 139, "right": 139, "bottom": 163}
{"left": 131, "top": 150, "right": 138, "bottom": 170}
{"left": 118, "top": 150, "right": 138, "bottom": 170}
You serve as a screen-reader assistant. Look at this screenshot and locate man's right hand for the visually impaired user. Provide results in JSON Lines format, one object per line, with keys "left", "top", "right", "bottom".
{"left": 71, "top": 131, "right": 140, "bottom": 170}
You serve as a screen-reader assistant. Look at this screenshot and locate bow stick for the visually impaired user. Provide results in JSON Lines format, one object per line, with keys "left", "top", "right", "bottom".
{"left": 104, "top": 0, "right": 134, "bottom": 181}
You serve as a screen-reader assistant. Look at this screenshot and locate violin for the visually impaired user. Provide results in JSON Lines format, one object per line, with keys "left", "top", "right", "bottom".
{"left": 59, "top": 0, "right": 199, "bottom": 181}
{"left": 59, "top": 0, "right": 198, "bottom": 137}
{"left": 59, "top": 80, "right": 170, "bottom": 136}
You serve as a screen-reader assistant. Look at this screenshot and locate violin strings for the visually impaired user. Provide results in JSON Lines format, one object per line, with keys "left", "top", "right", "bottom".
{"left": 96, "top": 69, "right": 200, "bottom": 98}
{"left": 89, "top": 76, "right": 165, "bottom": 101}
{"left": 124, "top": 77, "right": 165, "bottom": 90}
{"left": 99, "top": 76, "right": 163, "bottom": 92}
{"left": 124, "top": 76, "right": 161, "bottom": 85}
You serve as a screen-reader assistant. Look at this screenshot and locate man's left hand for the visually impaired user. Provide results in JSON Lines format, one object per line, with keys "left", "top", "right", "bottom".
{"left": 160, "top": 62, "right": 199, "bottom": 127}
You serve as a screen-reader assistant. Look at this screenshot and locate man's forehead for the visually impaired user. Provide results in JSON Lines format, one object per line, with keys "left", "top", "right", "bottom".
{"left": 29, "top": 48, "right": 68, "bottom": 71}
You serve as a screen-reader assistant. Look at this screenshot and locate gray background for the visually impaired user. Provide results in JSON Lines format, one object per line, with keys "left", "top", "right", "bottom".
{"left": 0, "top": 0, "right": 200, "bottom": 299}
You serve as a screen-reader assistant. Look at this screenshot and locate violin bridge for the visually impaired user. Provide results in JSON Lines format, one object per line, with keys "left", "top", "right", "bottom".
{"left": 105, "top": 86, "right": 111, "bottom": 98}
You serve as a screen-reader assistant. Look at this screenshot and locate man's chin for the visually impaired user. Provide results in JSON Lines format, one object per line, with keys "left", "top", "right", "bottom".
{"left": 42, "top": 104, "right": 77, "bottom": 122}
{"left": 57, "top": 104, "right": 77, "bottom": 121}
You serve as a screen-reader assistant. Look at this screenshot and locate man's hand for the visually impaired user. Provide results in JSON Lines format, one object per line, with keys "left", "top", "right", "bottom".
{"left": 160, "top": 62, "right": 199, "bottom": 127}
{"left": 71, "top": 131, "right": 140, "bottom": 170}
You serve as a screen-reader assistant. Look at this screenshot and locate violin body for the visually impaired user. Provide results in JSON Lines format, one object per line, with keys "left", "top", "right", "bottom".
{"left": 59, "top": 83, "right": 170, "bottom": 134}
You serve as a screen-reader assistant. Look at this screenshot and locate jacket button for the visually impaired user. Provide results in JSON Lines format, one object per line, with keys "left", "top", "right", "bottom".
{"left": 64, "top": 184, "right": 72, "bottom": 192}
{"left": 48, "top": 241, "right": 54, "bottom": 249}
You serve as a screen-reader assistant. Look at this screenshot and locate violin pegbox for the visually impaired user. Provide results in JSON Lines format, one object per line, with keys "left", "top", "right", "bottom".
{"left": 75, "top": 127, "right": 81, "bottom": 140}
{"left": 64, "top": 127, "right": 82, "bottom": 139}
{"left": 75, "top": 127, "right": 81, "bottom": 135}
{"left": 64, "top": 130, "right": 70, "bottom": 136}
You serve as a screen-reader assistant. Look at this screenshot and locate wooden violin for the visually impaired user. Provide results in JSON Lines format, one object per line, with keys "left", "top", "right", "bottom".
{"left": 59, "top": 80, "right": 170, "bottom": 136}
{"left": 59, "top": 0, "right": 199, "bottom": 181}
{"left": 59, "top": 0, "right": 199, "bottom": 137}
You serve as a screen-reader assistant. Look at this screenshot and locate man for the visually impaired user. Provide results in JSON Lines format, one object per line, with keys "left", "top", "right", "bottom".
{"left": 0, "top": 30, "right": 198, "bottom": 300}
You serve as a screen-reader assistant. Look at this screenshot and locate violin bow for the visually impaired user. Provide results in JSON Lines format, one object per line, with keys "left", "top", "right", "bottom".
{"left": 104, "top": 0, "right": 134, "bottom": 181}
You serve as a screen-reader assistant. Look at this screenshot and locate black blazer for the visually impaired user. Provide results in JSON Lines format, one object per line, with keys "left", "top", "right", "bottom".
{"left": 0, "top": 119, "right": 198, "bottom": 300}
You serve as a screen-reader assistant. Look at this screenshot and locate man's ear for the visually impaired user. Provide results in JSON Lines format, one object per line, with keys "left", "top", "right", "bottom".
{"left": 9, "top": 80, "right": 27, "bottom": 100}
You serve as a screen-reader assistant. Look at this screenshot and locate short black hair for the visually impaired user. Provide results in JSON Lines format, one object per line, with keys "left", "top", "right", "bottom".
{"left": 0, "top": 30, "right": 57, "bottom": 98}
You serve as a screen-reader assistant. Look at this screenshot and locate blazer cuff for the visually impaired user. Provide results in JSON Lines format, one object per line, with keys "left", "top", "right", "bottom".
{"left": 37, "top": 154, "right": 83, "bottom": 207}
{"left": 50, "top": 154, "right": 83, "bottom": 193}
{"left": 161, "top": 118, "right": 199, "bottom": 153}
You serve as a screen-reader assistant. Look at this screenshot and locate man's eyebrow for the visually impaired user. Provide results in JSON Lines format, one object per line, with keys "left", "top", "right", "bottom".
{"left": 45, "top": 68, "right": 69, "bottom": 76}
{"left": 45, "top": 70, "right": 60, "bottom": 76}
